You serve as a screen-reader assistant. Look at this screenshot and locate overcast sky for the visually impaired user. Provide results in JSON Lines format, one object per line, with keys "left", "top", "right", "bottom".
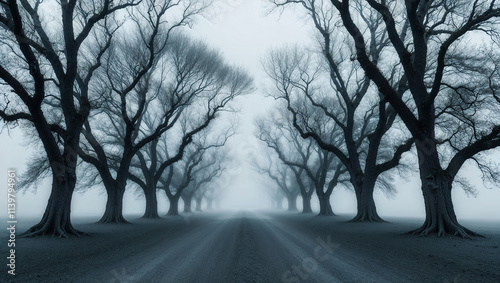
{"left": 1, "top": 0, "right": 499, "bottom": 221}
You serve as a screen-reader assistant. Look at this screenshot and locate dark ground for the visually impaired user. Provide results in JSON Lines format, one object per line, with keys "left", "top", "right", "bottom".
{"left": 1, "top": 211, "right": 499, "bottom": 282}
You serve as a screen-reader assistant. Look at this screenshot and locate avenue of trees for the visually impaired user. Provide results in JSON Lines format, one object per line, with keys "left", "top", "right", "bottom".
{"left": 0, "top": 0, "right": 252, "bottom": 237}
{"left": 261, "top": 0, "right": 500, "bottom": 237}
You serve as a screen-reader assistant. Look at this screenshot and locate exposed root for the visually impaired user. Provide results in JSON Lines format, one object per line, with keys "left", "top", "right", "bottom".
{"left": 348, "top": 213, "right": 386, "bottom": 223}
{"left": 98, "top": 215, "right": 130, "bottom": 224}
{"left": 409, "top": 221, "right": 484, "bottom": 239}
{"left": 20, "top": 225, "right": 88, "bottom": 239}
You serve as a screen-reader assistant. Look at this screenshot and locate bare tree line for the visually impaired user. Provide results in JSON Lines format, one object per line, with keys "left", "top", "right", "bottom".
{"left": 259, "top": 0, "right": 500, "bottom": 238}
{"left": 0, "top": 0, "right": 252, "bottom": 237}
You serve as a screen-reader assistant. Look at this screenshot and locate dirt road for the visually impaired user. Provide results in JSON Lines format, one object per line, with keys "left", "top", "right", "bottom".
{"left": 3, "top": 211, "right": 500, "bottom": 282}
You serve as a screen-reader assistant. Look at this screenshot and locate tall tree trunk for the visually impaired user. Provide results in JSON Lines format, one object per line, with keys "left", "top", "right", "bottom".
{"left": 142, "top": 186, "right": 160, "bottom": 219}
{"left": 99, "top": 184, "right": 128, "bottom": 223}
{"left": 301, "top": 194, "right": 312, "bottom": 213}
{"left": 183, "top": 195, "right": 192, "bottom": 213}
{"left": 167, "top": 195, "right": 181, "bottom": 216}
{"left": 349, "top": 176, "right": 384, "bottom": 222}
{"left": 410, "top": 151, "right": 480, "bottom": 238}
{"left": 21, "top": 116, "right": 85, "bottom": 237}
{"left": 286, "top": 194, "right": 298, "bottom": 211}
{"left": 22, "top": 173, "right": 82, "bottom": 238}
{"left": 318, "top": 195, "right": 335, "bottom": 216}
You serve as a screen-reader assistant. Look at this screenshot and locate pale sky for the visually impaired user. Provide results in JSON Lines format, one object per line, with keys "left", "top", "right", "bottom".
{"left": 0, "top": 0, "right": 499, "bottom": 221}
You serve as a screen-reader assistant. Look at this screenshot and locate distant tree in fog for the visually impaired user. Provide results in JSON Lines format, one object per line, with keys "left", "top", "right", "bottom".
{"left": 76, "top": 0, "right": 233, "bottom": 223}
{"left": 256, "top": 105, "right": 349, "bottom": 215}
{"left": 159, "top": 131, "right": 232, "bottom": 216}
{"left": 265, "top": 183, "right": 286, "bottom": 210}
{"left": 254, "top": 155, "right": 302, "bottom": 212}
{"left": 180, "top": 144, "right": 230, "bottom": 213}
{"left": 198, "top": 183, "right": 225, "bottom": 211}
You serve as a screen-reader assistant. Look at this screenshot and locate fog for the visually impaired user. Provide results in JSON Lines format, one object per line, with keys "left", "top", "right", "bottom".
{"left": 1, "top": 0, "right": 500, "bottom": 222}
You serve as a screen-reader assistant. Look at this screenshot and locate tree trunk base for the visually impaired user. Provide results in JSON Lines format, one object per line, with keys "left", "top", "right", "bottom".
{"left": 21, "top": 226, "right": 86, "bottom": 238}
{"left": 318, "top": 197, "right": 335, "bottom": 216}
{"left": 98, "top": 213, "right": 130, "bottom": 224}
{"left": 409, "top": 218, "right": 483, "bottom": 239}
{"left": 317, "top": 211, "right": 336, "bottom": 216}
{"left": 348, "top": 211, "right": 386, "bottom": 223}
{"left": 415, "top": 168, "right": 483, "bottom": 239}
{"left": 21, "top": 219, "right": 87, "bottom": 238}
{"left": 143, "top": 191, "right": 160, "bottom": 219}
{"left": 20, "top": 178, "right": 87, "bottom": 238}
{"left": 100, "top": 187, "right": 128, "bottom": 224}
{"left": 302, "top": 198, "right": 312, "bottom": 213}
{"left": 167, "top": 199, "right": 180, "bottom": 216}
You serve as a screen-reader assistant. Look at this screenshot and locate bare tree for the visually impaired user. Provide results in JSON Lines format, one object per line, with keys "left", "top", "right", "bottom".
{"left": 255, "top": 156, "right": 302, "bottom": 212}
{"left": 320, "top": 0, "right": 500, "bottom": 237}
{"left": 181, "top": 145, "right": 229, "bottom": 213}
{"left": 180, "top": 149, "right": 228, "bottom": 213}
{"left": 271, "top": 187, "right": 286, "bottom": 210}
{"left": 262, "top": 180, "right": 286, "bottom": 210}
{"left": 256, "top": 105, "right": 348, "bottom": 215}
{"left": 267, "top": 0, "right": 414, "bottom": 223}
{"left": 128, "top": 112, "right": 236, "bottom": 218}
{"left": 159, "top": 127, "right": 233, "bottom": 216}
{"left": 76, "top": 0, "right": 217, "bottom": 223}
{"left": 193, "top": 187, "right": 204, "bottom": 211}
{"left": 203, "top": 183, "right": 224, "bottom": 211}
{"left": 0, "top": 0, "right": 139, "bottom": 237}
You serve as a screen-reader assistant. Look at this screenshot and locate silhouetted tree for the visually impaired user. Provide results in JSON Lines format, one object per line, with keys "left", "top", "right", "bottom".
{"left": 321, "top": 0, "right": 500, "bottom": 237}
{"left": 180, "top": 146, "right": 229, "bottom": 213}
{"left": 264, "top": 3, "right": 413, "bottom": 221}
{"left": 0, "top": 0, "right": 138, "bottom": 237}
{"left": 264, "top": 183, "right": 286, "bottom": 210}
{"left": 76, "top": 0, "right": 214, "bottom": 223}
{"left": 256, "top": 105, "right": 348, "bottom": 215}
{"left": 254, "top": 152, "right": 302, "bottom": 212}
{"left": 203, "top": 184, "right": 223, "bottom": 211}
{"left": 160, "top": 131, "right": 233, "bottom": 216}
{"left": 193, "top": 188, "right": 204, "bottom": 211}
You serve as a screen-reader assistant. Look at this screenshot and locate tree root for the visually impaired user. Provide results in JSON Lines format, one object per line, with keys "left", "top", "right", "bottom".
{"left": 20, "top": 225, "right": 88, "bottom": 239}
{"left": 348, "top": 213, "right": 386, "bottom": 223}
{"left": 409, "top": 221, "right": 484, "bottom": 239}
{"left": 97, "top": 217, "right": 130, "bottom": 224}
